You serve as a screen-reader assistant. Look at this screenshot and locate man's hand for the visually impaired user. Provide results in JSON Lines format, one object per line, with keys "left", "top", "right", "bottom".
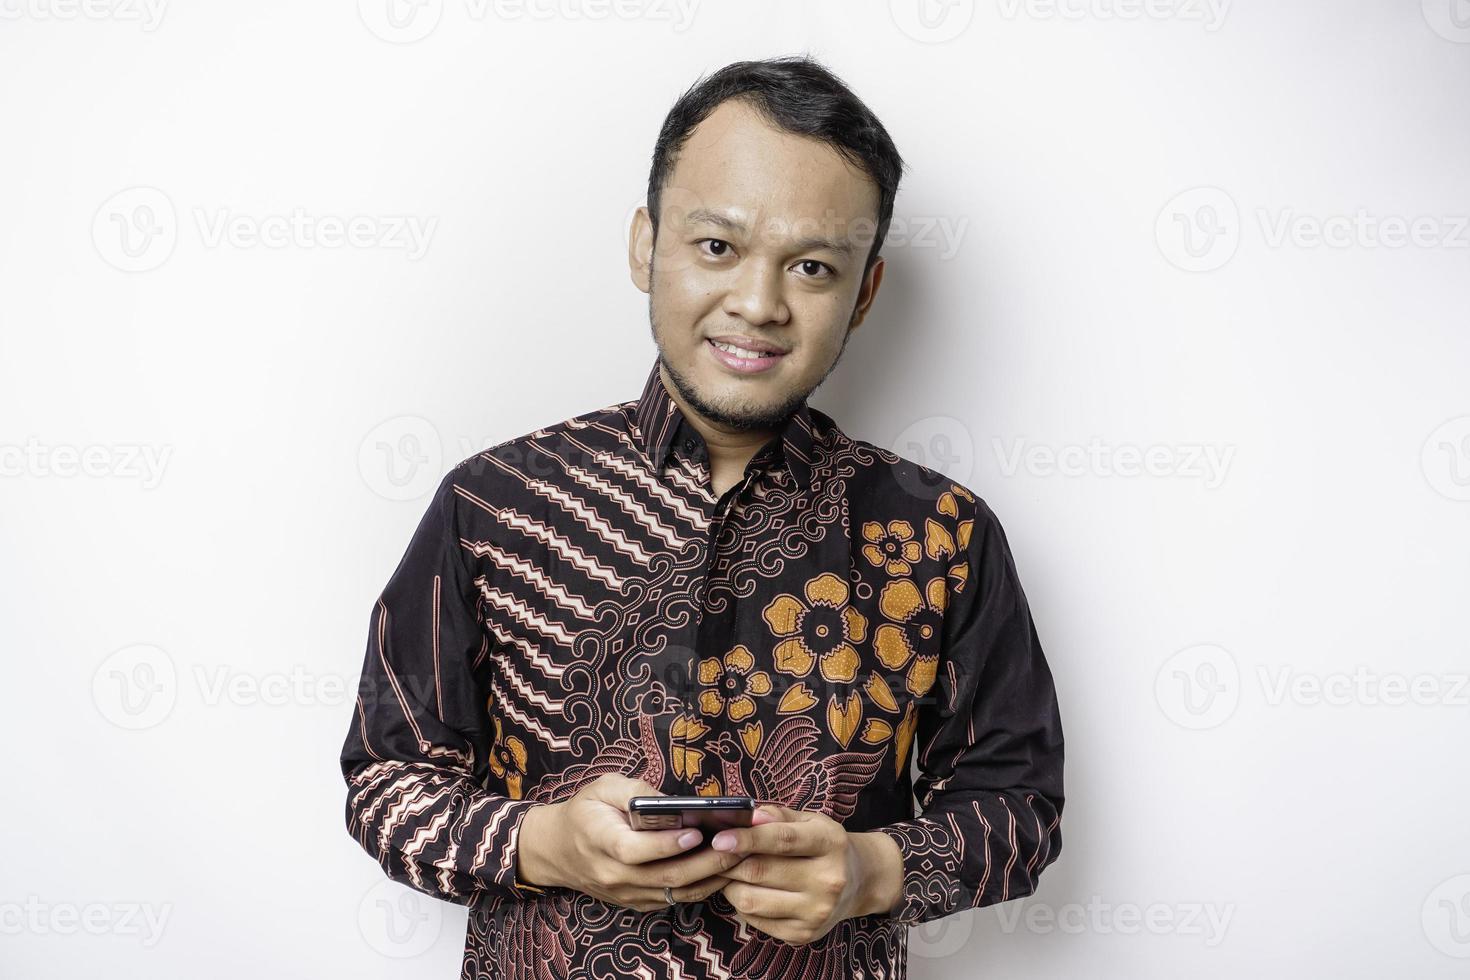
{"left": 711, "top": 804, "right": 905, "bottom": 945}
{"left": 516, "top": 775, "right": 745, "bottom": 911}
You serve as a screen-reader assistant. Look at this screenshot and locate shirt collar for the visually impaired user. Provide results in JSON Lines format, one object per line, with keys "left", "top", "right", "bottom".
{"left": 634, "top": 356, "right": 814, "bottom": 492}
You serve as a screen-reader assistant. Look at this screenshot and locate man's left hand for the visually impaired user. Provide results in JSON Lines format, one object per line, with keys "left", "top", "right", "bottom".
{"left": 710, "top": 804, "right": 898, "bottom": 945}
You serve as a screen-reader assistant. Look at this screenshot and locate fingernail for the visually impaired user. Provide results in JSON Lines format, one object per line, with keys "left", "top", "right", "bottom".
{"left": 678, "top": 830, "right": 701, "bottom": 848}
{"left": 711, "top": 832, "right": 733, "bottom": 851}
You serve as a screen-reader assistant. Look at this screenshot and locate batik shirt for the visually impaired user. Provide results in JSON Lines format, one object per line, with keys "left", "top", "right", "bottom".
{"left": 339, "top": 356, "right": 1065, "bottom": 979}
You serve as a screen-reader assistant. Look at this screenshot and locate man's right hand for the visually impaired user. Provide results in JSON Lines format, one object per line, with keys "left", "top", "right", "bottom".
{"left": 515, "top": 775, "right": 745, "bottom": 911}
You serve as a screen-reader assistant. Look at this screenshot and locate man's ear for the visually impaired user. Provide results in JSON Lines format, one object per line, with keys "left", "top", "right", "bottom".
{"left": 628, "top": 206, "right": 654, "bottom": 293}
{"left": 848, "top": 255, "right": 886, "bottom": 331}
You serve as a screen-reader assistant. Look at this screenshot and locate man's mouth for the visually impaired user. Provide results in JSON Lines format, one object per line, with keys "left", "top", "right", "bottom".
{"left": 705, "top": 335, "right": 788, "bottom": 375}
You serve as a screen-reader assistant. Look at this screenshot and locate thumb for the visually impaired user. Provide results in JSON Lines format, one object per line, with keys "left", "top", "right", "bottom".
{"left": 751, "top": 803, "right": 801, "bottom": 824}
{"left": 592, "top": 775, "right": 660, "bottom": 811}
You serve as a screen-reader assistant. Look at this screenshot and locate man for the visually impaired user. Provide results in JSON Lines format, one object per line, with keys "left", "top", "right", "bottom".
{"left": 340, "top": 55, "right": 1064, "bottom": 979}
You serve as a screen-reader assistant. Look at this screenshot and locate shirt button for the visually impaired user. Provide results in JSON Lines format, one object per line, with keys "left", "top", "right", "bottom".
{"left": 682, "top": 437, "right": 697, "bottom": 452}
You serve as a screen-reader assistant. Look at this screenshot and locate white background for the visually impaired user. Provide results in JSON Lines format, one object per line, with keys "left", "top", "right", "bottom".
{"left": 2, "top": 1, "right": 1467, "bottom": 977}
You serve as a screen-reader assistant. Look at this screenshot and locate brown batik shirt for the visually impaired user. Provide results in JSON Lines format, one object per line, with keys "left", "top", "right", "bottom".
{"left": 339, "top": 356, "right": 1065, "bottom": 979}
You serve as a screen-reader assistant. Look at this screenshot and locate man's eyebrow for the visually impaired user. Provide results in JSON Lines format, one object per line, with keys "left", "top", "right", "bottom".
{"left": 685, "top": 208, "right": 748, "bottom": 235}
{"left": 684, "top": 207, "right": 855, "bottom": 258}
{"left": 791, "top": 233, "right": 855, "bottom": 257}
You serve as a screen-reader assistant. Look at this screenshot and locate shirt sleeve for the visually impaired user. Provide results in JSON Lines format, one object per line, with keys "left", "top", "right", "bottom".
{"left": 874, "top": 492, "right": 1065, "bottom": 926}
{"left": 339, "top": 464, "right": 552, "bottom": 905}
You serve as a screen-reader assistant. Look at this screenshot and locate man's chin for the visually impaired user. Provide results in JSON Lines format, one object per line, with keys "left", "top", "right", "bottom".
{"left": 664, "top": 350, "right": 809, "bottom": 424}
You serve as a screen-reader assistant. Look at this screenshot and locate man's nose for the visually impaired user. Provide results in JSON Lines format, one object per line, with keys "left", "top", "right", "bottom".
{"left": 723, "top": 260, "right": 788, "bottom": 327}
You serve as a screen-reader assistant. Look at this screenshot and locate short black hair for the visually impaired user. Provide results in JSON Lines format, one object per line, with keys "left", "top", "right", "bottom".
{"left": 646, "top": 55, "right": 906, "bottom": 278}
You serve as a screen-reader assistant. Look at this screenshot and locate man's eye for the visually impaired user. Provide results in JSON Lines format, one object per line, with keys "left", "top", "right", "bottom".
{"left": 698, "top": 239, "right": 733, "bottom": 257}
{"left": 794, "top": 259, "right": 835, "bottom": 278}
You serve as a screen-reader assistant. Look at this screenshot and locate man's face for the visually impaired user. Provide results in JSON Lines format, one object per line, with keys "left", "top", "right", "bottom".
{"left": 629, "top": 98, "right": 885, "bottom": 432}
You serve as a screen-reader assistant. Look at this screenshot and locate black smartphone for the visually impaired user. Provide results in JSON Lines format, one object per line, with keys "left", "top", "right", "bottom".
{"left": 627, "top": 795, "right": 757, "bottom": 833}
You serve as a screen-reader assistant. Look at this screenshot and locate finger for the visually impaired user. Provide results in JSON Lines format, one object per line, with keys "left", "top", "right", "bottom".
{"left": 749, "top": 803, "right": 798, "bottom": 825}
{"left": 627, "top": 872, "right": 731, "bottom": 910}
{"left": 721, "top": 880, "right": 809, "bottom": 920}
{"left": 628, "top": 839, "right": 747, "bottom": 886}
{"left": 590, "top": 775, "right": 662, "bottom": 811}
{"left": 709, "top": 815, "right": 828, "bottom": 857}
{"left": 717, "top": 854, "right": 803, "bottom": 889}
{"left": 680, "top": 872, "right": 732, "bottom": 902}
{"left": 604, "top": 824, "right": 708, "bottom": 865}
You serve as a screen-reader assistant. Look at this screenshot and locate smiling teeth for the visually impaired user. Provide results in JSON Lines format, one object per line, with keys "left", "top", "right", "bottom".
{"left": 712, "top": 340, "right": 774, "bottom": 359}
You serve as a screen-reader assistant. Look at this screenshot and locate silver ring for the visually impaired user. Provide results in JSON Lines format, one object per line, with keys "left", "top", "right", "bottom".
{"left": 663, "top": 886, "right": 676, "bottom": 906}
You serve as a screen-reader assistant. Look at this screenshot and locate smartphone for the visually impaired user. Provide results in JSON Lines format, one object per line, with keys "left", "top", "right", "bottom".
{"left": 627, "top": 795, "right": 756, "bottom": 833}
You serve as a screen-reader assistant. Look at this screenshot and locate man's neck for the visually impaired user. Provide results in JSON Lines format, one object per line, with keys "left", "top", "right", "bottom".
{"left": 659, "top": 364, "right": 781, "bottom": 496}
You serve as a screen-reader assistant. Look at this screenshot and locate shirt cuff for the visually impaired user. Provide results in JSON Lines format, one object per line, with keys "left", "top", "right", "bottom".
{"left": 874, "top": 819, "right": 967, "bottom": 926}
{"left": 464, "top": 796, "right": 553, "bottom": 898}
